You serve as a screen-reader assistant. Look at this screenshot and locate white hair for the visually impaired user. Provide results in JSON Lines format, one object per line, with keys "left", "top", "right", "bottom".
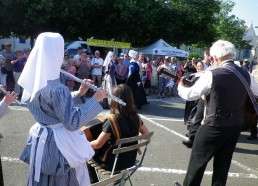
{"left": 210, "top": 40, "right": 236, "bottom": 60}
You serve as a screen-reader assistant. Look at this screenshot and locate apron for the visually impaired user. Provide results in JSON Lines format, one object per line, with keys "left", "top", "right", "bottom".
{"left": 27, "top": 122, "right": 94, "bottom": 186}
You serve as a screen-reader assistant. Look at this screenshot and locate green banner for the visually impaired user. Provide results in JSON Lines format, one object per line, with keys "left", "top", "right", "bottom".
{"left": 87, "top": 39, "right": 131, "bottom": 49}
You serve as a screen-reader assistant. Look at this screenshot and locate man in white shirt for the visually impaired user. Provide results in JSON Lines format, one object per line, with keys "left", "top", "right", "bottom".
{"left": 91, "top": 50, "right": 104, "bottom": 87}
{"left": 73, "top": 47, "right": 83, "bottom": 65}
{"left": 175, "top": 40, "right": 258, "bottom": 186}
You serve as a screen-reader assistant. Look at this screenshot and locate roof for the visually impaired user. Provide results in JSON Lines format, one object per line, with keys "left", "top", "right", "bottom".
{"left": 137, "top": 39, "right": 189, "bottom": 57}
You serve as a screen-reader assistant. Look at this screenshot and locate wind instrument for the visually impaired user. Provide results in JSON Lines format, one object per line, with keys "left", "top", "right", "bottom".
{"left": 60, "top": 69, "right": 126, "bottom": 106}
{"left": 0, "top": 86, "right": 21, "bottom": 105}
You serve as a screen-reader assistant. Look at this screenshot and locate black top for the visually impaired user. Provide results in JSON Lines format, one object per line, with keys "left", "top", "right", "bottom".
{"left": 94, "top": 114, "right": 143, "bottom": 171}
{"left": 204, "top": 62, "right": 250, "bottom": 127}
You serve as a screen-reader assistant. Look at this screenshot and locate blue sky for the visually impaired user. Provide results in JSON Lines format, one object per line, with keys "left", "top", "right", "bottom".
{"left": 231, "top": 0, "right": 258, "bottom": 33}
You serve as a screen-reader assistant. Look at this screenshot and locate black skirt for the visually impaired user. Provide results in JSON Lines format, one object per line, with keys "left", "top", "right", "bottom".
{"left": 144, "top": 79, "right": 151, "bottom": 88}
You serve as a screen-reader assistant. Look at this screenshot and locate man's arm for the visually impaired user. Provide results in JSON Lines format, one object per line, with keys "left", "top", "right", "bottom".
{"left": 178, "top": 71, "right": 213, "bottom": 101}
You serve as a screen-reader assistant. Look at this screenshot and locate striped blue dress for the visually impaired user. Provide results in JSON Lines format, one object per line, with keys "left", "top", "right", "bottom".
{"left": 0, "top": 101, "right": 8, "bottom": 119}
{"left": 20, "top": 79, "right": 103, "bottom": 186}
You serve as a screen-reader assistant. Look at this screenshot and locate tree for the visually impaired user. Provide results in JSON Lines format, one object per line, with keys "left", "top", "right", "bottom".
{"left": 0, "top": 0, "right": 251, "bottom": 50}
{"left": 214, "top": 0, "right": 251, "bottom": 50}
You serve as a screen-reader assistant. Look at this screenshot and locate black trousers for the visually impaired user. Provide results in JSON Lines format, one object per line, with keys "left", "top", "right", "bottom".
{"left": 250, "top": 123, "right": 257, "bottom": 137}
{"left": 183, "top": 125, "right": 241, "bottom": 186}
{"left": 188, "top": 99, "right": 204, "bottom": 141}
{"left": 0, "top": 157, "right": 4, "bottom": 186}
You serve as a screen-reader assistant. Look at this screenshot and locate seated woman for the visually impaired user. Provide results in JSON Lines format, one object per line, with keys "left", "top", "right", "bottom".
{"left": 87, "top": 84, "right": 149, "bottom": 183}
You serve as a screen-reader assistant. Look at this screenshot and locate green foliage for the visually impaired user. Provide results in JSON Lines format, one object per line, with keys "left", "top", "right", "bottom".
{"left": 189, "top": 52, "right": 202, "bottom": 59}
{"left": 214, "top": 0, "right": 252, "bottom": 50}
{"left": 0, "top": 0, "right": 251, "bottom": 51}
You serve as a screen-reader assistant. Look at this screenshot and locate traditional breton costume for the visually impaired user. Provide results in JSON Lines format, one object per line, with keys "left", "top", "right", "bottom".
{"left": 126, "top": 50, "right": 147, "bottom": 108}
{"left": 18, "top": 33, "right": 103, "bottom": 186}
{"left": 178, "top": 60, "right": 258, "bottom": 185}
{"left": 0, "top": 100, "right": 9, "bottom": 186}
{"left": 102, "top": 51, "right": 117, "bottom": 105}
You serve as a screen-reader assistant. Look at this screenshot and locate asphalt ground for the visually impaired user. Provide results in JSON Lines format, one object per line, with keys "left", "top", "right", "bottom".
{"left": 0, "top": 95, "right": 257, "bottom": 186}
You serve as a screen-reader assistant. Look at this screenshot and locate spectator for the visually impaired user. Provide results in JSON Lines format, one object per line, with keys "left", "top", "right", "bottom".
{"left": 91, "top": 50, "right": 104, "bottom": 87}
{"left": 157, "top": 57, "right": 172, "bottom": 99}
{"left": 242, "top": 59, "right": 250, "bottom": 71}
{"left": 143, "top": 59, "right": 152, "bottom": 96}
{"left": 150, "top": 60, "right": 158, "bottom": 94}
{"left": 115, "top": 57, "right": 127, "bottom": 85}
{"left": 76, "top": 51, "right": 92, "bottom": 80}
{"left": 0, "top": 43, "right": 15, "bottom": 91}
{"left": 73, "top": 47, "right": 83, "bottom": 65}
{"left": 0, "top": 55, "right": 7, "bottom": 91}
{"left": 66, "top": 59, "right": 76, "bottom": 91}
{"left": 122, "top": 53, "right": 130, "bottom": 77}
{"left": 11, "top": 50, "right": 27, "bottom": 98}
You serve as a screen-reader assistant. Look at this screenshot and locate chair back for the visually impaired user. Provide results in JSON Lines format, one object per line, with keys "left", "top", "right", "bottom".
{"left": 110, "top": 131, "right": 154, "bottom": 176}
{"left": 91, "top": 170, "right": 129, "bottom": 186}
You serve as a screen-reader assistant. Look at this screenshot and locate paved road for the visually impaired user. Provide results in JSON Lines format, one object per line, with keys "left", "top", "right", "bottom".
{"left": 0, "top": 96, "right": 257, "bottom": 186}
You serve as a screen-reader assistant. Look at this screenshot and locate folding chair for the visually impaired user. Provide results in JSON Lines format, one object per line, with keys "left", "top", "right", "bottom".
{"left": 91, "top": 170, "right": 129, "bottom": 186}
{"left": 88, "top": 131, "right": 154, "bottom": 186}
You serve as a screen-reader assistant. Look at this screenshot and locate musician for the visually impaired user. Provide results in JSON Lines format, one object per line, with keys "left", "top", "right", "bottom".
{"left": 175, "top": 40, "right": 258, "bottom": 186}
{"left": 182, "top": 61, "right": 205, "bottom": 148}
{"left": 87, "top": 84, "right": 149, "bottom": 183}
{"left": 0, "top": 89, "right": 17, "bottom": 186}
{"left": 18, "top": 32, "right": 108, "bottom": 186}
{"left": 126, "top": 50, "right": 147, "bottom": 109}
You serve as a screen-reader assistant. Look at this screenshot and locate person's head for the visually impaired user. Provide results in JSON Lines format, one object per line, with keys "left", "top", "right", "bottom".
{"left": 164, "top": 57, "right": 169, "bottom": 65}
{"left": 196, "top": 61, "right": 204, "bottom": 72}
{"left": 77, "top": 47, "right": 82, "bottom": 54}
{"left": 95, "top": 50, "right": 100, "bottom": 58}
{"left": 210, "top": 40, "right": 236, "bottom": 67}
{"left": 81, "top": 51, "right": 87, "bottom": 59}
{"left": 171, "top": 57, "right": 175, "bottom": 64}
{"left": 203, "top": 48, "right": 212, "bottom": 65}
{"left": 110, "top": 84, "right": 137, "bottom": 119}
{"left": 64, "top": 52, "right": 69, "bottom": 59}
{"left": 152, "top": 60, "right": 157, "bottom": 67}
{"left": 139, "top": 52, "right": 145, "bottom": 61}
{"left": 15, "top": 50, "right": 23, "bottom": 57}
{"left": 69, "top": 58, "right": 75, "bottom": 66}
{"left": 128, "top": 50, "right": 139, "bottom": 61}
{"left": 191, "top": 57, "right": 197, "bottom": 65}
{"left": 124, "top": 54, "right": 129, "bottom": 60}
{"left": 243, "top": 59, "right": 249, "bottom": 66}
{"left": 117, "top": 57, "right": 123, "bottom": 64}
{"left": 18, "top": 32, "right": 64, "bottom": 102}
{"left": 4, "top": 43, "right": 12, "bottom": 51}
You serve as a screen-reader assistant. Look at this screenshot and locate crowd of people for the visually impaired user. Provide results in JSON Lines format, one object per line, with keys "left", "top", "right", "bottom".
{"left": 0, "top": 32, "right": 258, "bottom": 186}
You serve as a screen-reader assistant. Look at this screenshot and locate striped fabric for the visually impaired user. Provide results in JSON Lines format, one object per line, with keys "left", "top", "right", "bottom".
{"left": 0, "top": 101, "right": 8, "bottom": 119}
{"left": 20, "top": 79, "right": 103, "bottom": 186}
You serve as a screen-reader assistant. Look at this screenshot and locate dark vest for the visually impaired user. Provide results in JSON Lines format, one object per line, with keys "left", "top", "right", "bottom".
{"left": 203, "top": 62, "right": 250, "bottom": 127}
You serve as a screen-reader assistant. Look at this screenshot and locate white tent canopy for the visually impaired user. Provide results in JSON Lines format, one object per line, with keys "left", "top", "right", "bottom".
{"left": 137, "top": 39, "right": 189, "bottom": 58}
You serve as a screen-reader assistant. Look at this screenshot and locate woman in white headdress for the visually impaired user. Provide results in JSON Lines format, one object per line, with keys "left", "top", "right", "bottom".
{"left": 18, "top": 32, "right": 108, "bottom": 186}
{"left": 126, "top": 50, "right": 147, "bottom": 109}
{"left": 102, "top": 51, "right": 116, "bottom": 107}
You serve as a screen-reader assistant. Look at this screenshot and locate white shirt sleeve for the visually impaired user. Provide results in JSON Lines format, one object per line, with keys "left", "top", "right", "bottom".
{"left": 178, "top": 70, "right": 213, "bottom": 101}
{"left": 250, "top": 73, "right": 258, "bottom": 97}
